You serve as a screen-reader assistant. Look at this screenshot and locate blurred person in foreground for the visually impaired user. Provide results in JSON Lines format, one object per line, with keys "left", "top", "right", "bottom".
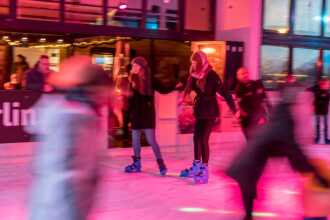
{"left": 226, "top": 75, "right": 330, "bottom": 220}
{"left": 303, "top": 159, "right": 330, "bottom": 220}
{"left": 235, "top": 67, "right": 271, "bottom": 140}
{"left": 26, "top": 56, "right": 111, "bottom": 220}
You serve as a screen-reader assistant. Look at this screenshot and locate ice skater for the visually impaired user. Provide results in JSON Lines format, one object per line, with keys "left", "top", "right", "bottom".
{"left": 226, "top": 75, "right": 329, "bottom": 220}
{"left": 179, "top": 51, "right": 238, "bottom": 184}
{"left": 124, "top": 56, "right": 167, "bottom": 176}
{"left": 27, "top": 56, "right": 111, "bottom": 220}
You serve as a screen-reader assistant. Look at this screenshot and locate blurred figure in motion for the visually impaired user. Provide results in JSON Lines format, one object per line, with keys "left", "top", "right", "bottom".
{"left": 124, "top": 57, "right": 167, "bottom": 176}
{"left": 313, "top": 78, "right": 330, "bottom": 144}
{"left": 226, "top": 75, "right": 329, "bottom": 220}
{"left": 27, "top": 56, "right": 111, "bottom": 220}
{"left": 121, "top": 64, "right": 132, "bottom": 140}
{"left": 236, "top": 67, "right": 271, "bottom": 140}
{"left": 3, "top": 73, "right": 22, "bottom": 90}
{"left": 113, "top": 64, "right": 131, "bottom": 139}
{"left": 303, "top": 159, "right": 330, "bottom": 220}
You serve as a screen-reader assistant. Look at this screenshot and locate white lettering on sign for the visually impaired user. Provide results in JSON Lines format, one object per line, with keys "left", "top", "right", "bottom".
{"left": 0, "top": 102, "right": 37, "bottom": 127}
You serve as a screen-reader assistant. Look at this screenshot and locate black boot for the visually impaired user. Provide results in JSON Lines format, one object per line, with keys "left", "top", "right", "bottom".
{"left": 324, "top": 127, "right": 330, "bottom": 144}
{"left": 125, "top": 156, "right": 141, "bottom": 173}
{"left": 324, "top": 116, "right": 330, "bottom": 144}
{"left": 325, "top": 138, "right": 330, "bottom": 144}
{"left": 156, "top": 158, "right": 167, "bottom": 176}
{"left": 315, "top": 116, "right": 320, "bottom": 144}
{"left": 314, "top": 173, "right": 330, "bottom": 188}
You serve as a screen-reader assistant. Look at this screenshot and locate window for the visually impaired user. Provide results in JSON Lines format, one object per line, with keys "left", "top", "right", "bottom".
{"left": 261, "top": 45, "right": 289, "bottom": 89}
{"left": 323, "top": 50, "right": 330, "bottom": 78}
{"left": 324, "top": 0, "right": 330, "bottom": 37}
{"left": 0, "top": 0, "right": 9, "bottom": 15}
{"left": 107, "top": 0, "right": 143, "bottom": 28}
{"left": 262, "top": 0, "right": 330, "bottom": 89}
{"left": 184, "top": 0, "right": 211, "bottom": 31}
{"left": 293, "top": 48, "right": 319, "bottom": 82}
{"left": 263, "top": 0, "right": 290, "bottom": 32}
{"left": 65, "top": 0, "right": 103, "bottom": 25}
{"left": 17, "top": 0, "right": 60, "bottom": 21}
{"left": 294, "top": 0, "right": 322, "bottom": 36}
{"left": 146, "top": 0, "right": 179, "bottom": 30}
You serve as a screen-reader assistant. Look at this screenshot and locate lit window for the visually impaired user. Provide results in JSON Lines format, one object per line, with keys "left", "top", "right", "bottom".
{"left": 261, "top": 45, "right": 289, "bottom": 89}
{"left": 263, "top": 0, "right": 290, "bottom": 31}
{"left": 293, "top": 48, "right": 319, "bottom": 82}
{"left": 294, "top": 0, "right": 322, "bottom": 36}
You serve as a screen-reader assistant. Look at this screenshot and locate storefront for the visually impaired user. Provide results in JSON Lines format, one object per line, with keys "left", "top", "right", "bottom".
{"left": 0, "top": 0, "right": 246, "bottom": 147}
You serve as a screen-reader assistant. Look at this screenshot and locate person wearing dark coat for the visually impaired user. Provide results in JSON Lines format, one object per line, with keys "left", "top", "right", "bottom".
{"left": 313, "top": 78, "right": 330, "bottom": 144}
{"left": 26, "top": 55, "right": 50, "bottom": 92}
{"left": 236, "top": 67, "right": 271, "bottom": 140}
{"left": 226, "top": 75, "right": 330, "bottom": 220}
{"left": 12, "top": 54, "right": 30, "bottom": 88}
{"left": 179, "top": 51, "right": 238, "bottom": 184}
{"left": 124, "top": 56, "right": 167, "bottom": 176}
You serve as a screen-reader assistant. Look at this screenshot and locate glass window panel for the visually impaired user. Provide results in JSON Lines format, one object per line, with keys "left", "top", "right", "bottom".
{"left": 108, "top": 0, "right": 142, "bottom": 9}
{"left": 146, "top": 0, "right": 179, "bottom": 30}
{"left": 184, "top": 0, "right": 211, "bottom": 31}
{"left": 323, "top": 50, "right": 330, "bottom": 78}
{"left": 293, "top": 48, "right": 319, "bottom": 83}
{"left": 0, "top": 0, "right": 9, "bottom": 15}
{"left": 107, "top": 0, "right": 142, "bottom": 28}
{"left": 65, "top": 0, "right": 103, "bottom": 25}
{"left": 294, "top": 0, "right": 322, "bottom": 36}
{"left": 324, "top": 0, "right": 330, "bottom": 37}
{"left": 261, "top": 45, "right": 289, "bottom": 89}
{"left": 263, "top": 0, "right": 290, "bottom": 32}
{"left": 17, "top": 0, "right": 60, "bottom": 21}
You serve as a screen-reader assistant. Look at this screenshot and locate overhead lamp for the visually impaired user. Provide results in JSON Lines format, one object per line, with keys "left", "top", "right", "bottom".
{"left": 118, "top": 3, "right": 128, "bottom": 10}
{"left": 21, "top": 37, "right": 28, "bottom": 42}
{"left": 201, "top": 47, "right": 216, "bottom": 54}
{"left": 39, "top": 37, "right": 46, "bottom": 43}
{"left": 313, "top": 15, "right": 330, "bottom": 23}
{"left": 277, "top": 28, "right": 289, "bottom": 34}
{"left": 2, "top": 36, "right": 9, "bottom": 41}
{"left": 57, "top": 38, "right": 64, "bottom": 43}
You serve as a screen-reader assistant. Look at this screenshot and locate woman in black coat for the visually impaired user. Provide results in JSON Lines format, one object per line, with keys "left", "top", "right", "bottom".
{"left": 124, "top": 56, "right": 167, "bottom": 176}
{"left": 179, "top": 51, "right": 238, "bottom": 184}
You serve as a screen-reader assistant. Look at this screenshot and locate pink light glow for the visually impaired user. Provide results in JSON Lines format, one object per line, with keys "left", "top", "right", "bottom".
{"left": 118, "top": 3, "right": 128, "bottom": 10}
{"left": 178, "top": 207, "right": 207, "bottom": 213}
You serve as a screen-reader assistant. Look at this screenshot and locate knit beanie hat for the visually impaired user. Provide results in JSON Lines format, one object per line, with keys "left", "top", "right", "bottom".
{"left": 131, "top": 56, "right": 148, "bottom": 69}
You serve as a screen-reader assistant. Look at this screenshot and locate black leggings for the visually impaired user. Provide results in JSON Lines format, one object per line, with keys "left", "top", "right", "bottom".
{"left": 193, "top": 119, "right": 214, "bottom": 164}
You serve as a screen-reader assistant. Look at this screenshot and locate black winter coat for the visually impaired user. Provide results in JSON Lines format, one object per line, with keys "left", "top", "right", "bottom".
{"left": 190, "top": 70, "right": 236, "bottom": 119}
